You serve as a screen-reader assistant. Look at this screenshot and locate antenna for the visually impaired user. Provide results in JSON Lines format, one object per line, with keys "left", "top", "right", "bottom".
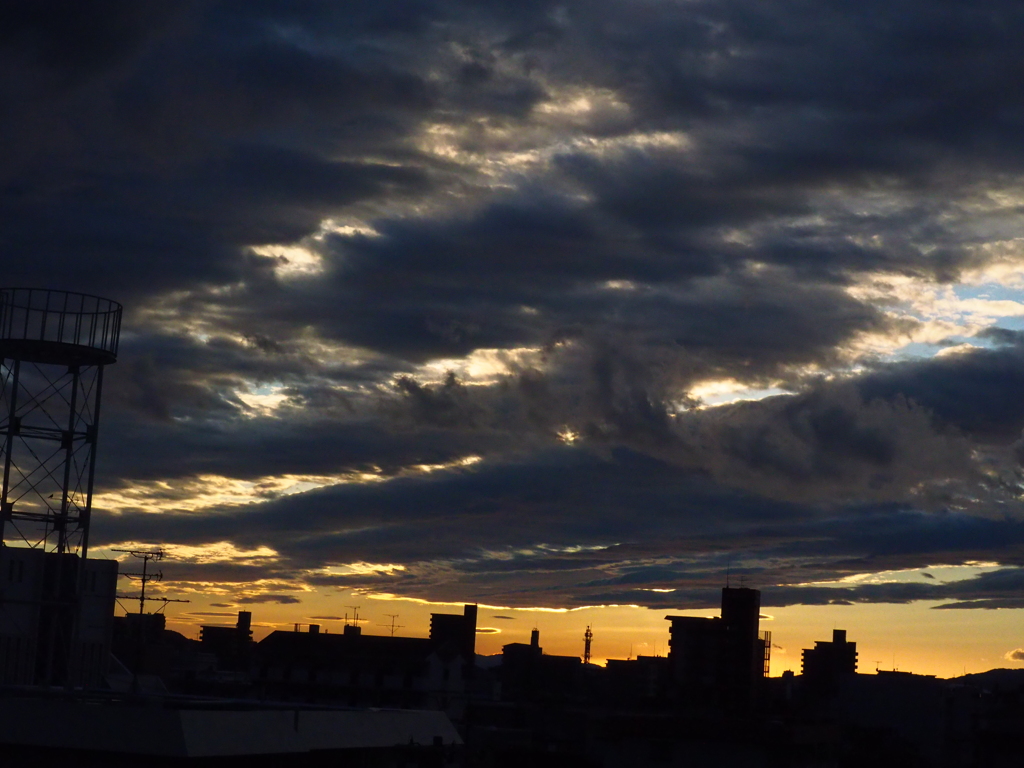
{"left": 345, "top": 605, "right": 362, "bottom": 626}
{"left": 583, "top": 625, "right": 593, "bottom": 665}
{"left": 112, "top": 548, "right": 189, "bottom": 615}
{"left": 379, "top": 614, "right": 404, "bottom": 637}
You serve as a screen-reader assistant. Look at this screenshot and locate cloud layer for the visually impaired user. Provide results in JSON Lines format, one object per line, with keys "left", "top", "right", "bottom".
{"left": 7, "top": 0, "right": 1024, "bottom": 609}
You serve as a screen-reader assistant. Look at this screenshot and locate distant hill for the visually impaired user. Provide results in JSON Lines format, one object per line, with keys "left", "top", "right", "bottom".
{"left": 950, "top": 668, "right": 1024, "bottom": 690}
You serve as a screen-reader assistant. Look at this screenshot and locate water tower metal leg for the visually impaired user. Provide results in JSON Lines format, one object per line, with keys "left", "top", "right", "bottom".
{"left": 79, "top": 366, "right": 102, "bottom": 560}
{"left": 58, "top": 365, "right": 80, "bottom": 555}
{"left": 0, "top": 358, "right": 21, "bottom": 547}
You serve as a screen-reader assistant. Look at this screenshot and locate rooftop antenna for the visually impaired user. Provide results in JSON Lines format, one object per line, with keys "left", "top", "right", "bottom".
{"left": 583, "top": 625, "right": 593, "bottom": 665}
{"left": 380, "top": 614, "right": 404, "bottom": 637}
{"left": 113, "top": 548, "right": 189, "bottom": 615}
{"left": 115, "top": 547, "right": 163, "bottom": 616}
{"left": 345, "top": 605, "right": 361, "bottom": 627}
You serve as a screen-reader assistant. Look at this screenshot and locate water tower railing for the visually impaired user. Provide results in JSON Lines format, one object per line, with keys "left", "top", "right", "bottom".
{"left": 0, "top": 288, "right": 122, "bottom": 360}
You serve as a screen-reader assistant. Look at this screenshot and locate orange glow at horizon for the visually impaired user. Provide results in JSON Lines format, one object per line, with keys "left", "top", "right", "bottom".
{"left": 151, "top": 589, "right": 1024, "bottom": 680}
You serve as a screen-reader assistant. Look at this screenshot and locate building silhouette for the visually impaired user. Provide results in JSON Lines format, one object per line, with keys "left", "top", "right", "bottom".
{"left": 605, "top": 655, "right": 671, "bottom": 706}
{"left": 0, "top": 538, "right": 118, "bottom": 686}
{"left": 430, "top": 603, "right": 477, "bottom": 660}
{"left": 253, "top": 605, "right": 478, "bottom": 718}
{"left": 199, "top": 609, "right": 254, "bottom": 672}
{"left": 801, "top": 628, "right": 858, "bottom": 694}
{"left": 499, "top": 628, "right": 583, "bottom": 702}
{"left": 665, "top": 586, "right": 770, "bottom": 712}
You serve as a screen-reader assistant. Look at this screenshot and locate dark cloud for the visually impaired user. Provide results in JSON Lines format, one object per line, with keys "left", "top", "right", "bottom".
{"left": 91, "top": 438, "right": 1022, "bottom": 607}
{"left": 236, "top": 594, "right": 302, "bottom": 605}
{"left": 860, "top": 335, "right": 1024, "bottom": 443}
{"left": 8, "top": 0, "right": 1024, "bottom": 612}
{"left": 575, "top": 566, "right": 1024, "bottom": 612}
{"left": 0, "top": 1, "right": 177, "bottom": 80}
{"left": 381, "top": 360, "right": 978, "bottom": 505}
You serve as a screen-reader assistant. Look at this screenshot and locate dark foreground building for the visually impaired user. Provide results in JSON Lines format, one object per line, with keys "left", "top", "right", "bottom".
{"left": 0, "top": 547, "right": 117, "bottom": 687}
{"left": 0, "top": 690, "right": 461, "bottom": 767}
{"left": 664, "top": 586, "right": 770, "bottom": 712}
{"left": 254, "top": 604, "right": 478, "bottom": 720}
{"left": 801, "top": 628, "right": 858, "bottom": 695}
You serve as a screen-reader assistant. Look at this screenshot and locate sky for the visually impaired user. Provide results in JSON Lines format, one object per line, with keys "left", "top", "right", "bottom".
{"left": 7, "top": 1, "right": 1024, "bottom": 677}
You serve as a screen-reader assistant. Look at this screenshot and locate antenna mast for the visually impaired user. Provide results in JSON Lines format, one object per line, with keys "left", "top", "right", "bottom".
{"left": 113, "top": 548, "right": 188, "bottom": 614}
{"left": 379, "top": 614, "right": 404, "bottom": 637}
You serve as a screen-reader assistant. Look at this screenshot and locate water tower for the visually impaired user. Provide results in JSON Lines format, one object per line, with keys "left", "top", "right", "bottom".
{"left": 0, "top": 289, "right": 121, "bottom": 686}
{"left": 0, "top": 288, "right": 121, "bottom": 556}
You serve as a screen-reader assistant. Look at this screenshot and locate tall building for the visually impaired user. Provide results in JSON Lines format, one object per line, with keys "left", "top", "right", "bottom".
{"left": 429, "top": 603, "right": 477, "bottom": 659}
{"left": 801, "top": 629, "right": 857, "bottom": 693}
{"left": 665, "top": 587, "right": 770, "bottom": 712}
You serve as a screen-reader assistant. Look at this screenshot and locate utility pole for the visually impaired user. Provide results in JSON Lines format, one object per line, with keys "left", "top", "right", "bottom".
{"left": 113, "top": 548, "right": 188, "bottom": 691}
{"left": 114, "top": 548, "right": 167, "bottom": 614}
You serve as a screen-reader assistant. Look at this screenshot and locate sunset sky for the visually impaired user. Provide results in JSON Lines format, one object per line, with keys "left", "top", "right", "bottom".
{"left": 7, "top": 1, "right": 1024, "bottom": 676}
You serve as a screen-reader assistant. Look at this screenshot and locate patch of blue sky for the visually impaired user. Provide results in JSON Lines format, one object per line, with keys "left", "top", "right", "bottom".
{"left": 250, "top": 381, "right": 284, "bottom": 397}
{"left": 954, "top": 283, "right": 1024, "bottom": 303}
{"left": 954, "top": 281, "right": 1024, "bottom": 337}
{"left": 989, "top": 315, "right": 1024, "bottom": 333}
